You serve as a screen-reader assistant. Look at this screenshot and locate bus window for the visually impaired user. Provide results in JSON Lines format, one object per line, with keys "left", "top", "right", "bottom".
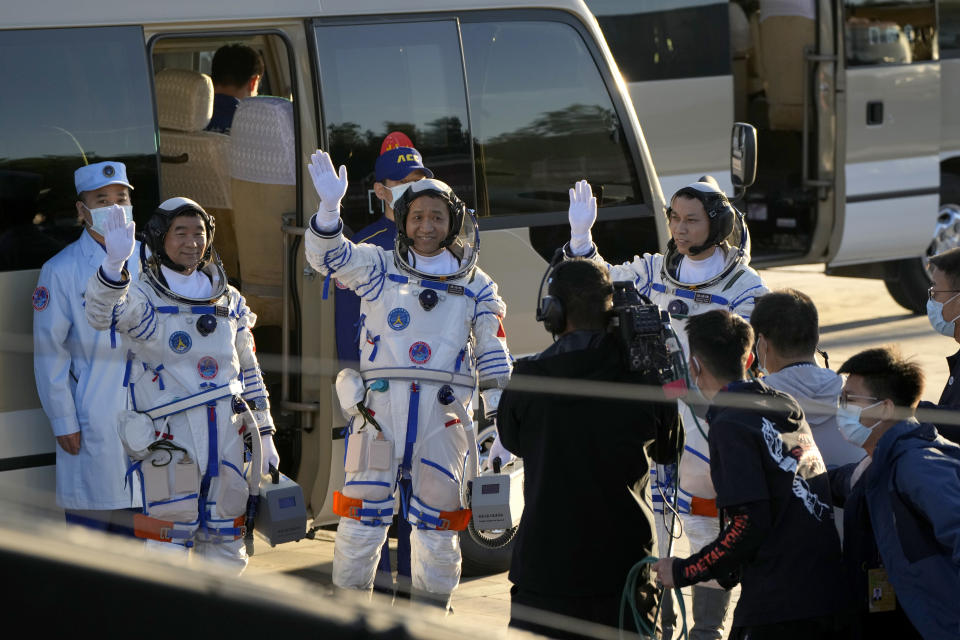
{"left": 0, "top": 26, "right": 158, "bottom": 272}
{"left": 461, "top": 20, "right": 643, "bottom": 218}
{"left": 844, "top": 0, "right": 937, "bottom": 65}
{"left": 591, "top": 1, "right": 730, "bottom": 82}
{"left": 942, "top": 0, "right": 960, "bottom": 55}
{"left": 313, "top": 20, "right": 473, "bottom": 236}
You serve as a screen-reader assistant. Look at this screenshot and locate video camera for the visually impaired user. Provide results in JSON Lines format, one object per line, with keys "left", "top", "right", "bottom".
{"left": 610, "top": 281, "right": 687, "bottom": 397}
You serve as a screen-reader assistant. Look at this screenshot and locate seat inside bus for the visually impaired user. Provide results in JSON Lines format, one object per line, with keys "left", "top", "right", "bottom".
{"left": 154, "top": 68, "right": 240, "bottom": 280}
{"left": 229, "top": 96, "right": 296, "bottom": 329}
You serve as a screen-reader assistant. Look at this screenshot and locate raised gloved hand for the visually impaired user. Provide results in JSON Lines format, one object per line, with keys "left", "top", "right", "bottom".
{"left": 308, "top": 150, "right": 348, "bottom": 230}
{"left": 487, "top": 431, "right": 514, "bottom": 470}
{"left": 261, "top": 434, "right": 280, "bottom": 475}
{"left": 102, "top": 204, "right": 136, "bottom": 280}
{"left": 568, "top": 179, "right": 597, "bottom": 256}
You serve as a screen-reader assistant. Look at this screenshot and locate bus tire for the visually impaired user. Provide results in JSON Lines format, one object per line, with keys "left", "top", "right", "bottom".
{"left": 459, "top": 520, "right": 516, "bottom": 576}
{"left": 883, "top": 259, "right": 929, "bottom": 315}
{"left": 884, "top": 203, "right": 960, "bottom": 315}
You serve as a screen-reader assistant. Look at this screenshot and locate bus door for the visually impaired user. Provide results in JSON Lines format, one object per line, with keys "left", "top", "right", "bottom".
{"left": 828, "top": 0, "right": 940, "bottom": 270}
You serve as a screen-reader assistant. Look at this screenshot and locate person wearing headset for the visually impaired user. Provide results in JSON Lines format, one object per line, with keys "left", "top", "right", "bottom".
{"left": 565, "top": 177, "right": 769, "bottom": 639}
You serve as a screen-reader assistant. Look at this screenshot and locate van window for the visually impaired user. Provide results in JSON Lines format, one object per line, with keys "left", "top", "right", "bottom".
{"left": 0, "top": 26, "right": 158, "bottom": 271}
{"left": 314, "top": 20, "right": 473, "bottom": 236}
{"left": 844, "top": 0, "right": 937, "bottom": 65}
{"left": 942, "top": 0, "right": 960, "bottom": 56}
{"left": 461, "top": 20, "right": 643, "bottom": 218}
{"left": 589, "top": 2, "right": 730, "bottom": 82}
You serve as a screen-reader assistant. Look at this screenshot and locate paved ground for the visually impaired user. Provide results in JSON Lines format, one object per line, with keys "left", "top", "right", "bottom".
{"left": 248, "top": 263, "right": 950, "bottom": 638}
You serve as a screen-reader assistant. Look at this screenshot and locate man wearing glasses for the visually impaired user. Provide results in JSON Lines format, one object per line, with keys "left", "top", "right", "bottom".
{"left": 918, "top": 248, "right": 960, "bottom": 444}
{"left": 829, "top": 347, "right": 960, "bottom": 639}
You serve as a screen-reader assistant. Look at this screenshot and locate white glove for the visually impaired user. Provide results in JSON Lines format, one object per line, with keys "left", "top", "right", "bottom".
{"left": 568, "top": 179, "right": 597, "bottom": 256}
{"left": 487, "top": 432, "right": 514, "bottom": 470}
{"left": 102, "top": 204, "right": 136, "bottom": 280}
{"left": 308, "top": 149, "right": 348, "bottom": 231}
{"left": 261, "top": 434, "right": 280, "bottom": 475}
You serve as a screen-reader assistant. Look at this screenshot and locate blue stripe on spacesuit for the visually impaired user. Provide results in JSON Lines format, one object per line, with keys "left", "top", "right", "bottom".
{"left": 729, "top": 284, "right": 765, "bottom": 310}
{"left": 346, "top": 480, "right": 392, "bottom": 489}
{"left": 420, "top": 457, "right": 456, "bottom": 482}
{"left": 401, "top": 383, "right": 420, "bottom": 476}
{"left": 650, "top": 283, "right": 731, "bottom": 306}
{"left": 130, "top": 302, "right": 155, "bottom": 333}
{"left": 386, "top": 273, "right": 478, "bottom": 299}
{"left": 222, "top": 459, "right": 243, "bottom": 479}
{"left": 131, "top": 307, "right": 157, "bottom": 339}
{"left": 683, "top": 444, "right": 710, "bottom": 464}
{"left": 476, "top": 351, "right": 507, "bottom": 363}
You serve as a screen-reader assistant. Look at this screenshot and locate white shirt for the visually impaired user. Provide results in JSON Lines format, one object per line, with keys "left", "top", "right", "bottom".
{"left": 677, "top": 247, "right": 726, "bottom": 284}
{"left": 408, "top": 249, "right": 459, "bottom": 276}
{"left": 161, "top": 264, "right": 213, "bottom": 299}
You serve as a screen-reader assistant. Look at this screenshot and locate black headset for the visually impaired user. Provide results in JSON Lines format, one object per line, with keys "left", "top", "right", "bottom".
{"left": 535, "top": 248, "right": 567, "bottom": 335}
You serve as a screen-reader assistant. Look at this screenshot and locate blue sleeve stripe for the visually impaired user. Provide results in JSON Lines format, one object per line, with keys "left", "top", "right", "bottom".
{"left": 478, "top": 364, "right": 512, "bottom": 374}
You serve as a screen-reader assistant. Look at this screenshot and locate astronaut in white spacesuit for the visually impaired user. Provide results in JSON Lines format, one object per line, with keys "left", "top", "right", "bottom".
{"left": 85, "top": 198, "right": 280, "bottom": 573}
{"left": 304, "top": 150, "right": 511, "bottom": 608}
{"left": 565, "top": 177, "right": 768, "bottom": 638}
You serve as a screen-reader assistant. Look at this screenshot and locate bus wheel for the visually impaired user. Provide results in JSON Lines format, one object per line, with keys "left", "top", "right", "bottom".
{"left": 459, "top": 425, "right": 519, "bottom": 576}
{"left": 884, "top": 203, "right": 960, "bottom": 315}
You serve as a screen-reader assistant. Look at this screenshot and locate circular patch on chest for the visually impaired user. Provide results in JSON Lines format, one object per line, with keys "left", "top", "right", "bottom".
{"left": 667, "top": 298, "right": 689, "bottom": 316}
{"left": 32, "top": 286, "right": 50, "bottom": 311}
{"left": 197, "top": 356, "right": 219, "bottom": 379}
{"left": 409, "top": 341, "right": 432, "bottom": 364}
{"left": 196, "top": 314, "right": 217, "bottom": 336}
{"left": 169, "top": 331, "right": 192, "bottom": 354}
{"left": 387, "top": 307, "right": 411, "bottom": 331}
{"left": 419, "top": 288, "right": 439, "bottom": 311}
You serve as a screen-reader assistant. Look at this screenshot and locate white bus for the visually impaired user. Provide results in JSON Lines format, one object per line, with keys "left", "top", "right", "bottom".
{"left": 588, "top": 0, "right": 960, "bottom": 314}
{"left": 1, "top": 0, "right": 718, "bottom": 572}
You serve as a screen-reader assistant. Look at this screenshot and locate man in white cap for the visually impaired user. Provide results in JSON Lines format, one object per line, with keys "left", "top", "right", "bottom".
{"left": 33, "top": 161, "right": 142, "bottom": 532}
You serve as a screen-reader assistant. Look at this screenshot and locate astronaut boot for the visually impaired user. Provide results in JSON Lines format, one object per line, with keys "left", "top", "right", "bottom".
{"left": 689, "top": 586, "right": 731, "bottom": 640}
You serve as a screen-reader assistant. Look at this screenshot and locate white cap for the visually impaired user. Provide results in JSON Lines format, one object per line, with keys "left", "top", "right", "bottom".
{"left": 74, "top": 161, "right": 133, "bottom": 195}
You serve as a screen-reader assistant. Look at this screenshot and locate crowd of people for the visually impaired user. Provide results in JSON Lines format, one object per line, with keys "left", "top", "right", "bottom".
{"left": 29, "top": 51, "right": 960, "bottom": 636}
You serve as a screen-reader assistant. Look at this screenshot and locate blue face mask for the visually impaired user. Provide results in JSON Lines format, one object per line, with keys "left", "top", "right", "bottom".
{"left": 927, "top": 293, "right": 960, "bottom": 337}
{"left": 836, "top": 400, "right": 883, "bottom": 447}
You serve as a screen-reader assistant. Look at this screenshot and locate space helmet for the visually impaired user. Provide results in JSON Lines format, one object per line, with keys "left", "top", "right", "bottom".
{"left": 662, "top": 176, "right": 752, "bottom": 288}
{"left": 139, "top": 197, "right": 227, "bottom": 303}
{"left": 391, "top": 178, "right": 479, "bottom": 280}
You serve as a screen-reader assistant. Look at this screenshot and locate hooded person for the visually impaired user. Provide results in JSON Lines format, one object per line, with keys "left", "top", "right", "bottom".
{"left": 750, "top": 288, "right": 864, "bottom": 469}
{"left": 84, "top": 197, "right": 279, "bottom": 573}
{"left": 564, "top": 177, "right": 769, "bottom": 638}
{"left": 303, "top": 150, "right": 511, "bottom": 608}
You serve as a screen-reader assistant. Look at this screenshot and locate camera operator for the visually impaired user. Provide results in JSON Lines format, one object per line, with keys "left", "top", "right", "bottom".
{"left": 498, "top": 259, "right": 683, "bottom": 639}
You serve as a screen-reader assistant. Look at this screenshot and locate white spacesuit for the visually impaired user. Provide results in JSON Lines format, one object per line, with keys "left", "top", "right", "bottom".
{"left": 566, "top": 177, "right": 768, "bottom": 635}
{"left": 85, "top": 198, "right": 279, "bottom": 572}
{"left": 304, "top": 151, "right": 511, "bottom": 606}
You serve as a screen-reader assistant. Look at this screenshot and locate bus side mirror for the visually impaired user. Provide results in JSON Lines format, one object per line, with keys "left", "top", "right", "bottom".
{"left": 730, "top": 122, "right": 757, "bottom": 196}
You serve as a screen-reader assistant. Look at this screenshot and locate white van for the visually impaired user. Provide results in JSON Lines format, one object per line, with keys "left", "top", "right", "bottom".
{"left": 1, "top": 0, "right": 711, "bottom": 572}
{"left": 588, "top": 0, "right": 959, "bottom": 314}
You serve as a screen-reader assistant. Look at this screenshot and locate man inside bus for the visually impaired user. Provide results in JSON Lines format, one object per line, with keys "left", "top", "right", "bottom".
{"left": 205, "top": 43, "right": 263, "bottom": 134}
{"left": 305, "top": 150, "right": 511, "bottom": 609}
{"left": 918, "top": 247, "right": 960, "bottom": 444}
{"left": 33, "top": 161, "right": 141, "bottom": 533}
{"left": 333, "top": 132, "right": 433, "bottom": 598}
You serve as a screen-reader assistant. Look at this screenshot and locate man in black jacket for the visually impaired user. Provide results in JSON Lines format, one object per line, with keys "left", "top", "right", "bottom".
{"left": 498, "top": 259, "right": 683, "bottom": 639}
{"left": 653, "top": 309, "right": 848, "bottom": 639}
